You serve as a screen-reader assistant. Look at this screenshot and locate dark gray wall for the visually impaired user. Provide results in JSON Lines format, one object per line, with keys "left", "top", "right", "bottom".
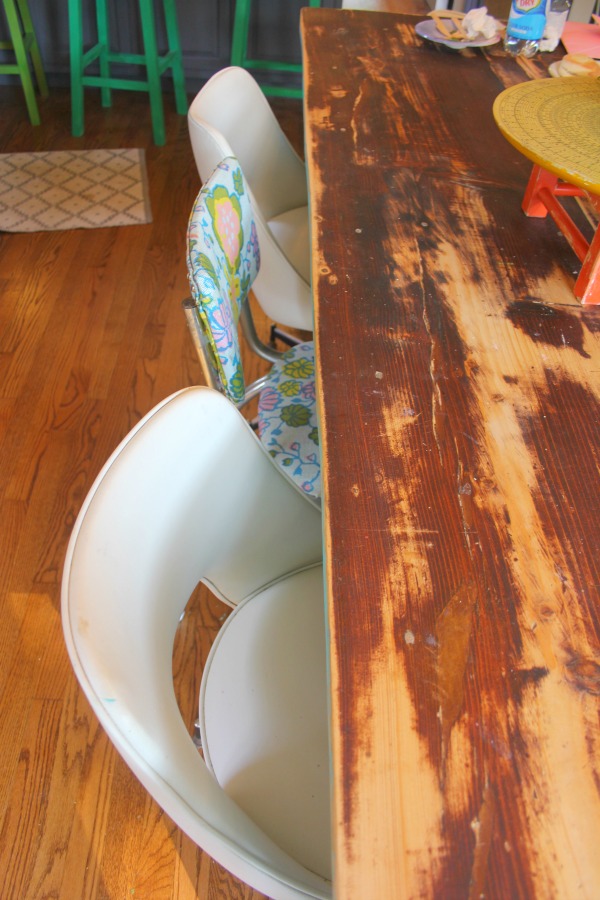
{"left": 4, "top": 0, "right": 339, "bottom": 93}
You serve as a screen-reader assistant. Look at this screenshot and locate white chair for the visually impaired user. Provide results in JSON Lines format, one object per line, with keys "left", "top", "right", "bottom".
{"left": 187, "top": 66, "right": 313, "bottom": 333}
{"left": 184, "top": 156, "right": 321, "bottom": 501}
{"left": 61, "top": 386, "right": 332, "bottom": 900}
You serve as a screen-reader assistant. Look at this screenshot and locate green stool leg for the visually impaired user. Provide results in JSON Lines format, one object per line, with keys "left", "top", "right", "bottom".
{"left": 95, "top": 0, "right": 111, "bottom": 107}
{"left": 139, "top": 0, "right": 165, "bottom": 146}
{"left": 15, "top": 0, "right": 48, "bottom": 98}
{"left": 68, "top": 0, "right": 85, "bottom": 136}
{"left": 231, "top": 0, "right": 251, "bottom": 68}
{"left": 163, "top": 0, "right": 187, "bottom": 115}
{"left": 68, "top": 0, "right": 186, "bottom": 143}
{"left": 2, "top": 0, "right": 41, "bottom": 124}
{"left": 230, "top": 0, "right": 322, "bottom": 99}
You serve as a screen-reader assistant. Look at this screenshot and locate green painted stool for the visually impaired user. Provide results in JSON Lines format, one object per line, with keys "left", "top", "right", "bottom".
{"left": 230, "top": 0, "right": 321, "bottom": 99}
{"left": 0, "top": 0, "right": 48, "bottom": 125}
{"left": 69, "top": 0, "right": 187, "bottom": 146}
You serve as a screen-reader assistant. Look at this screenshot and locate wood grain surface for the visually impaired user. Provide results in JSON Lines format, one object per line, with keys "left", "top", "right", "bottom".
{"left": 302, "top": 8, "right": 600, "bottom": 898}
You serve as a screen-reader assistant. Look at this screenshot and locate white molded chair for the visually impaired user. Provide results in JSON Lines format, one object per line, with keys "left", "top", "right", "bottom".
{"left": 61, "top": 386, "right": 331, "bottom": 900}
{"left": 184, "top": 156, "right": 321, "bottom": 501}
{"left": 187, "top": 66, "right": 313, "bottom": 333}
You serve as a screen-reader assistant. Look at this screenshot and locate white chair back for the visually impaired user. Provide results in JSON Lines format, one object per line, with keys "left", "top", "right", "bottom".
{"left": 187, "top": 67, "right": 313, "bottom": 332}
{"left": 188, "top": 66, "right": 308, "bottom": 220}
{"left": 62, "top": 387, "right": 328, "bottom": 899}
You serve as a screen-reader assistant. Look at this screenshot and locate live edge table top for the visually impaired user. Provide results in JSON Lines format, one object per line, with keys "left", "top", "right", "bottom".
{"left": 302, "top": 8, "right": 600, "bottom": 899}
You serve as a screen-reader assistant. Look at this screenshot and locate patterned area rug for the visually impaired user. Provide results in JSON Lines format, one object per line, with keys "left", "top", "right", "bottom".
{"left": 0, "top": 148, "right": 152, "bottom": 232}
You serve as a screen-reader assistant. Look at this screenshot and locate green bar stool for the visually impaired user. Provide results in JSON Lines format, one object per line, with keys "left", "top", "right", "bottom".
{"left": 0, "top": 0, "right": 48, "bottom": 125}
{"left": 231, "top": 0, "right": 321, "bottom": 99}
{"left": 69, "top": 0, "right": 187, "bottom": 146}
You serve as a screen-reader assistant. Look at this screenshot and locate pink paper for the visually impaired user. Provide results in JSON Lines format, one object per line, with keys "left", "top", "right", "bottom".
{"left": 561, "top": 21, "right": 600, "bottom": 59}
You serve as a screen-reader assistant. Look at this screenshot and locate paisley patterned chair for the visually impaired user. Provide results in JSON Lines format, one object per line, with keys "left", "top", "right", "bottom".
{"left": 184, "top": 157, "right": 321, "bottom": 501}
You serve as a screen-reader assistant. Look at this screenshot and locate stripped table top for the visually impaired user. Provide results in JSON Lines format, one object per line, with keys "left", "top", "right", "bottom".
{"left": 302, "top": 8, "right": 600, "bottom": 898}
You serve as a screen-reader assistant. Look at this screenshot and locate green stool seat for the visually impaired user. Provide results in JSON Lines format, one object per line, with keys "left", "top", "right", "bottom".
{"left": 68, "top": 0, "right": 187, "bottom": 146}
{"left": 231, "top": 0, "right": 321, "bottom": 99}
{"left": 0, "top": 0, "right": 48, "bottom": 125}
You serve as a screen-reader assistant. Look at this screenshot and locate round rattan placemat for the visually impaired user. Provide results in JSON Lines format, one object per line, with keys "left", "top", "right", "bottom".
{"left": 493, "top": 76, "right": 600, "bottom": 192}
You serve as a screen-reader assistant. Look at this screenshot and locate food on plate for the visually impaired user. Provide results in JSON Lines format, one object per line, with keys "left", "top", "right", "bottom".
{"left": 548, "top": 53, "right": 600, "bottom": 77}
{"left": 427, "top": 7, "right": 502, "bottom": 43}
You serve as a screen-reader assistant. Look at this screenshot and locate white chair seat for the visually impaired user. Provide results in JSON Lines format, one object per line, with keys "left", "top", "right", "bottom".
{"left": 258, "top": 340, "right": 320, "bottom": 500}
{"left": 268, "top": 205, "right": 311, "bottom": 284}
{"left": 201, "top": 563, "right": 331, "bottom": 882}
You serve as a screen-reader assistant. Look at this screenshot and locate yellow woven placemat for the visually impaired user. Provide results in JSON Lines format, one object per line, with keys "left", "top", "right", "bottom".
{"left": 493, "top": 76, "right": 600, "bottom": 193}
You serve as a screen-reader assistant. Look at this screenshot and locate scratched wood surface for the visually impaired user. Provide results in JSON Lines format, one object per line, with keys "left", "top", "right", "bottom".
{"left": 302, "top": 8, "right": 600, "bottom": 898}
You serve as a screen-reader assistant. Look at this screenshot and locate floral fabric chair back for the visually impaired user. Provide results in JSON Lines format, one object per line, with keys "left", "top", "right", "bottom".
{"left": 186, "top": 157, "right": 260, "bottom": 403}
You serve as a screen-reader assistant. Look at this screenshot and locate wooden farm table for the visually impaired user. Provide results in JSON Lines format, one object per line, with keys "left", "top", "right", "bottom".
{"left": 301, "top": 7, "right": 600, "bottom": 898}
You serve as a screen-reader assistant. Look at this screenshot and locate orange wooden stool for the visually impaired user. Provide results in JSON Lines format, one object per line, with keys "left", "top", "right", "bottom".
{"left": 522, "top": 164, "right": 600, "bottom": 305}
{"left": 493, "top": 76, "right": 600, "bottom": 305}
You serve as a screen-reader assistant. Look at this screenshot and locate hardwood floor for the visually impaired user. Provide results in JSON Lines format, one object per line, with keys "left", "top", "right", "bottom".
{"left": 0, "top": 82, "right": 304, "bottom": 899}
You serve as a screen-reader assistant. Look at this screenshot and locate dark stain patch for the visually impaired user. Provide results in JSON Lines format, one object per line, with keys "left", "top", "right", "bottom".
{"left": 469, "top": 266, "right": 484, "bottom": 287}
{"left": 582, "top": 308, "right": 600, "bottom": 333}
{"left": 505, "top": 300, "right": 590, "bottom": 359}
{"left": 516, "top": 373, "right": 599, "bottom": 634}
{"left": 509, "top": 665, "right": 550, "bottom": 703}
{"left": 564, "top": 653, "right": 600, "bottom": 695}
{"left": 503, "top": 374, "right": 519, "bottom": 385}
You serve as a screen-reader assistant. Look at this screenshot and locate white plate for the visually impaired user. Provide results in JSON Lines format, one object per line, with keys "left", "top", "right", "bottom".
{"left": 415, "top": 19, "right": 501, "bottom": 50}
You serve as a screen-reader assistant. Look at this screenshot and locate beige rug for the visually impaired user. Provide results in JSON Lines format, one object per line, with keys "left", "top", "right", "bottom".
{"left": 0, "top": 148, "right": 152, "bottom": 232}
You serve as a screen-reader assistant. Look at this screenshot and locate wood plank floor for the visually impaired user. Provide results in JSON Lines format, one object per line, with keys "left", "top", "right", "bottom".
{"left": 0, "top": 82, "right": 304, "bottom": 899}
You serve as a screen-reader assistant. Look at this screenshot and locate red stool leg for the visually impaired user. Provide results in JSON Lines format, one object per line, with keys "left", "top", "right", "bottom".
{"left": 522, "top": 163, "right": 600, "bottom": 304}
{"left": 522, "top": 164, "right": 559, "bottom": 217}
{"left": 574, "top": 223, "right": 600, "bottom": 305}
{"left": 537, "top": 185, "right": 591, "bottom": 262}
